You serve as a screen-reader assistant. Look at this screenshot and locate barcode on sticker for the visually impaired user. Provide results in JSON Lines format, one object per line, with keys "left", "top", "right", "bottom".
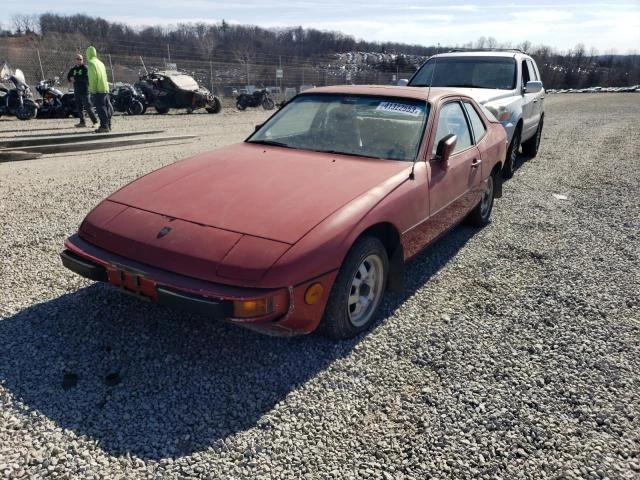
{"left": 376, "top": 102, "right": 422, "bottom": 116}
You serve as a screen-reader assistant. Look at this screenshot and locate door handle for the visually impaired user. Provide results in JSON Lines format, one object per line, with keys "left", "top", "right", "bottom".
{"left": 533, "top": 99, "right": 538, "bottom": 103}
{"left": 471, "top": 159, "right": 482, "bottom": 168}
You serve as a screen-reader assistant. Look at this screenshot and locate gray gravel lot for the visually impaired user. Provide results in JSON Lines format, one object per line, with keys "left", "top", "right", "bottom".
{"left": 0, "top": 94, "right": 639, "bottom": 479}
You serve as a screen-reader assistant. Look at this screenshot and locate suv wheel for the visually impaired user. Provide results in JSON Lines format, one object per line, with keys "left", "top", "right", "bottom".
{"left": 503, "top": 126, "right": 521, "bottom": 179}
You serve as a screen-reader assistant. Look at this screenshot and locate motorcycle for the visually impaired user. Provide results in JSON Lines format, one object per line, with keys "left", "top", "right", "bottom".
{"left": 236, "top": 89, "right": 275, "bottom": 111}
{"left": 0, "top": 69, "right": 38, "bottom": 120}
{"left": 35, "top": 77, "right": 76, "bottom": 118}
{"left": 110, "top": 83, "right": 147, "bottom": 115}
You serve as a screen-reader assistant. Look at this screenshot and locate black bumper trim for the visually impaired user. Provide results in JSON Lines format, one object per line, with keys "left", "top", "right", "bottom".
{"left": 157, "top": 287, "right": 234, "bottom": 318}
{"left": 60, "top": 249, "right": 108, "bottom": 282}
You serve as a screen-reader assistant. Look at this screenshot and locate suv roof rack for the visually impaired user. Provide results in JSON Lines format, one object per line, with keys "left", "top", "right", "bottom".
{"left": 446, "top": 48, "right": 527, "bottom": 54}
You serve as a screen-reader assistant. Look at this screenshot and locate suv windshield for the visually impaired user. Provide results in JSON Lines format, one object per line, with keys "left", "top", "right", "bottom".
{"left": 248, "top": 94, "right": 428, "bottom": 161}
{"left": 409, "top": 57, "right": 517, "bottom": 90}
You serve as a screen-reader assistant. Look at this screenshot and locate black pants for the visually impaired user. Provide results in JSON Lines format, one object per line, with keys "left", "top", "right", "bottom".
{"left": 74, "top": 91, "right": 98, "bottom": 124}
{"left": 92, "top": 93, "right": 113, "bottom": 129}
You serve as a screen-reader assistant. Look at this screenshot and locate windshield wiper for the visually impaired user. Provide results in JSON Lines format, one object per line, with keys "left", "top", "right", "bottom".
{"left": 248, "top": 140, "right": 293, "bottom": 148}
{"left": 447, "top": 84, "right": 491, "bottom": 89}
{"left": 312, "top": 149, "right": 391, "bottom": 160}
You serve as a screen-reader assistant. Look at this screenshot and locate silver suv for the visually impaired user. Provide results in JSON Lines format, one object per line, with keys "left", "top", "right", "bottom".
{"left": 406, "top": 50, "right": 545, "bottom": 178}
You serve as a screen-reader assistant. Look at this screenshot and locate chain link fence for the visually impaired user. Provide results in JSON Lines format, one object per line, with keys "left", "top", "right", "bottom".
{"left": 1, "top": 46, "right": 417, "bottom": 104}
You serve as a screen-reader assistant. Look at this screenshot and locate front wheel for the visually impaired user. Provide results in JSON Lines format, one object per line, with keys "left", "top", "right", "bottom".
{"left": 466, "top": 172, "right": 496, "bottom": 227}
{"left": 318, "top": 236, "right": 388, "bottom": 340}
{"left": 16, "top": 102, "right": 38, "bottom": 120}
{"left": 236, "top": 100, "right": 246, "bottom": 111}
{"left": 206, "top": 96, "right": 221, "bottom": 113}
{"left": 522, "top": 117, "right": 543, "bottom": 158}
{"left": 127, "top": 100, "right": 144, "bottom": 115}
{"left": 262, "top": 97, "right": 275, "bottom": 110}
{"left": 502, "top": 127, "right": 521, "bottom": 179}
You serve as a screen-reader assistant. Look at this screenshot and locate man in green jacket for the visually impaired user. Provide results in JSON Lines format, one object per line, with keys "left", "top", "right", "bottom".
{"left": 86, "top": 46, "right": 112, "bottom": 133}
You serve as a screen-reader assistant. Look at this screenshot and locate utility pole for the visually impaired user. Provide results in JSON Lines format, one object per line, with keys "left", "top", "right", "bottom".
{"left": 210, "top": 60, "right": 213, "bottom": 92}
{"left": 108, "top": 54, "right": 115, "bottom": 83}
{"left": 36, "top": 48, "right": 44, "bottom": 81}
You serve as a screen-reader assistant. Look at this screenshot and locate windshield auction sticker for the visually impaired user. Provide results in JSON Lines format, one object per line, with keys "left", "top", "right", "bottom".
{"left": 376, "top": 102, "right": 423, "bottom": 116}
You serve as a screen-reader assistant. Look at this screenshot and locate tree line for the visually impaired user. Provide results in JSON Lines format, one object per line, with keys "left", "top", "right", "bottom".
{"left": 1, "top": 13, "right": 639, "bottom": 89}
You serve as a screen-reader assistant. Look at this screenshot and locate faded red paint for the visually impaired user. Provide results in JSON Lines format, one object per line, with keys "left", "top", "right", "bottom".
{"left": 64, "top": 86, "right": 506, "bottom": 335}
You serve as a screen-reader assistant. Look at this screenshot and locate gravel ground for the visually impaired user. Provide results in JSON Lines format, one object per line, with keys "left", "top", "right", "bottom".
{"left": 0, "top": 95, "right": 638, "bottom": 479}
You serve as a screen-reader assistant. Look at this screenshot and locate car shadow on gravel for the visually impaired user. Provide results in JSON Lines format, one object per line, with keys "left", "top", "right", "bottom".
{"left": 0, "top": 224, "right": 481, "bottom": 461}
{"left": 0, "top": 283, "right": 361, "bottom": 460}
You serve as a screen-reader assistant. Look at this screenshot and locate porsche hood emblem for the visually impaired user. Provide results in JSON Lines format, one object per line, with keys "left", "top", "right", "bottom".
{"left": 157, "top": 226, "right": 172, "bottom": 239}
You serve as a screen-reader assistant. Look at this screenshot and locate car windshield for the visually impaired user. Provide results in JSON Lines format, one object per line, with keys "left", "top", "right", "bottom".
{"left": 409, "top": 57, "right": 517, "bottom": 90}
{"left": 248, "top": 94, "right": 428, "bottom": 161}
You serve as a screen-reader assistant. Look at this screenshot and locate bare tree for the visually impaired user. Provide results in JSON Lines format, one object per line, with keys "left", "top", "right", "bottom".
{"left": 11, "top": 14, "right": 39, "bottom": 34}
{"left": 232, "top": 44, "right": 255, "bottom": 84}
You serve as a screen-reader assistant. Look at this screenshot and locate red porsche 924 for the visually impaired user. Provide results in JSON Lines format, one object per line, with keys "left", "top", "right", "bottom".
{"left": 61, "top": 86, "right": 507, "bottom": 339}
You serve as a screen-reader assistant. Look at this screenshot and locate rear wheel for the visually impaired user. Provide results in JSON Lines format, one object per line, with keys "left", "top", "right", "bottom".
{"left": 467, "top": 172, "right": 496, "bottom": 226}
{"left": 502, "top": 126, "right": 521, "bottom": 179}
{"left": 236, "top": 100, "right": 246, "bottom": 111}
{"left": 318, "top": 236, "right": 388, "bottom": 340}
{"left": 522, "top": 117, "right": 543, "bottom": 157}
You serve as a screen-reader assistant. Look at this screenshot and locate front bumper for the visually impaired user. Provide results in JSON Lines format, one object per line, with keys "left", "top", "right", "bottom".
{"left": 61, "top": 234, "right": 337, "bottom": 336}
{"left": 62, "top": 248, "right": 234, "bottom": 319}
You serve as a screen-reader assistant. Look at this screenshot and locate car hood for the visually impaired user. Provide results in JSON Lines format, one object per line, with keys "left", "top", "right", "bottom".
{"left": 444, "top": 88, "right": 515, "bottom": 104}
{"left": 108, "top": 143, "right": 411, "bottom": 244}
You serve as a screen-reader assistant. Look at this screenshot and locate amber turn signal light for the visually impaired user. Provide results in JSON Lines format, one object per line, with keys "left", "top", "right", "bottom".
{"left": 233, "top": 298, "right": 273, "bottom": 318}
{"left": 304, "top": 283, "right": 324, "bottom": 305}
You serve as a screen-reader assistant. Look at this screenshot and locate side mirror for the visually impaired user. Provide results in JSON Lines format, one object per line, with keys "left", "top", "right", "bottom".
{"left": 254, "top": 123, "right": 262, "bottom": 132}
{"left": 397, "top": 79, "right": 409, "bottom": 86}
{"left": 524, "top": 80, "right": 543, "bottom": 94}
{"left": 434, "top": 134, "right": 457, "bottom": 166}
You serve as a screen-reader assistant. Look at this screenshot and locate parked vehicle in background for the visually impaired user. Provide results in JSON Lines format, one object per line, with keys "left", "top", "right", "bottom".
{"left": 61, "top": 85, "right": 506, "bottom": 340}
{"left": 35, "top": 78, "right": 76, "bottom": 118}
{"left": 236, "top": 89, "right": 275, "bottom": 110}
{"left": 0, "top": 69, "right": 38, "bottom": 120}
{"left": 110, "top": 83, "right": 147, "bottom": 115}
{"left": 407, "top": 50, "right": 545, "bottom": 178}
{"left": 135, "top": 70, "right": 221, "bottom": 114}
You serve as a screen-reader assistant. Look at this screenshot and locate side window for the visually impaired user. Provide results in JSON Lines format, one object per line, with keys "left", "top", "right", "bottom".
{"left": 432, "top": 102, "right": 472, "bottom": 155}
{"left": 463, "top": 102, "right": 486, "bottom": 143}
{"left": 526, "top": 60, "right": 539, "bottom": 81}
{"left": 522, "top": 60, "right": 531, "bottom": 84}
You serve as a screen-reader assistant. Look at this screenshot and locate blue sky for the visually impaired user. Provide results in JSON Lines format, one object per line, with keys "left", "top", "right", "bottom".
{"left": 4, "top": 1, "right": 639, "bottom": 53}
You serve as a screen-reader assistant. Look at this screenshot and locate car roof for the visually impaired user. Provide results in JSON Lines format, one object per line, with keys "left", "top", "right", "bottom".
{"left": 431, "top": 51, "right": 527, "bottom": 59}
{"left": 303, "top": 85, "right": 474, "bottom": 104}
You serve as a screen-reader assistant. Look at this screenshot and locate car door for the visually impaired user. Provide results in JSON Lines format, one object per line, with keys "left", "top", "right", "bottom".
{"left": 526, "top": 59, "right": 543, "bottom": 133}
{"left": 521, "top": 59, "right": 539, "bottom": 139}
{"left": 425, "top": 101, "right": 482, "bottom": 237}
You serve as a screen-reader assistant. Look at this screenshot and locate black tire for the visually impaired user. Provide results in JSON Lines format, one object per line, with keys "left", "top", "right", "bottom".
{"left": 127, "top": 100, "right": 144, "bottom": 116}
{"left": 206, "top": 97, "right": 222, "bottom": 113}
{"left": 318, "top": 236, "right": 388, "bottom": 340}
{"left": 502, "top": 126, "right": 521, "bottom": 179}
{"left": 522, "top": 116, "right": 543, "bottom": 158}
{"left": 466, "top": 171, "right": 496, "bottom": 227}
{"left": 140, "top": 104, "right": 148, "bottom": 115}
{"left": 262, "top": 97, "right": 275, "bottom": 110}
{"left": 16, "top": 102, "right": 37, "bottom": 121}
{"left": 155, "top": 105, "right": 169, "bottom": 114}
{"left": 236, "top": 100, "right": 246, "bottom": 111}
